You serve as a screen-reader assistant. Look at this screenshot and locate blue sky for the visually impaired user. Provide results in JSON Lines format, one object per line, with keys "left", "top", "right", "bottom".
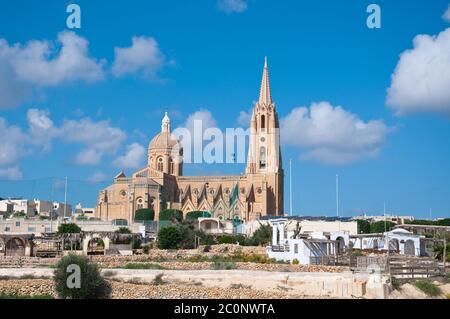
{"left": 0, "top": 0, "right": 450, "bottom": 218}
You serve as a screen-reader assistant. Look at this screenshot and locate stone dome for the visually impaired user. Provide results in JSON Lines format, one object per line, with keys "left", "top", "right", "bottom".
{"left": 149, "top": 131, "right": 180, "bottom": 150}
{"left": 148, "top": 112, "right": 180, "bottom": 151}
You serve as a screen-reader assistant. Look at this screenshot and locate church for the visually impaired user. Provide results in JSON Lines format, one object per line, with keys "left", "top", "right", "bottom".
{"left": 95, "top": 59, "right": 284, "bottom": 223}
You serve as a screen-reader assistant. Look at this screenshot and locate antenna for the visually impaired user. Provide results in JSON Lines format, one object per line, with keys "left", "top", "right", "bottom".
{"left": 336, "top": 174, "right": 339, "bottom": 217}
{"left": 64, "top": 177, "right": 68, "bottom": 219}
{"left": 289, "top": 158, "right": 293, "bottom": 217}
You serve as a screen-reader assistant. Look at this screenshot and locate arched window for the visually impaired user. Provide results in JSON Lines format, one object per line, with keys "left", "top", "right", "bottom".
{"left": 261, "top": 115, "right": 266, "bottom": 130}
{"left": 169, "top": 158, "right": 174, "bottom": 175}
{"left": 259, "top": 146, "right": 266, "bottom": 169}
{"left": 149, "top": 197, "right": 155, "bottom": 210}
{"left": 157, "top": 157, "right": 164, "bottom": 171}
{"left": 136, "top": 197, "right": 144, "bottom": 210}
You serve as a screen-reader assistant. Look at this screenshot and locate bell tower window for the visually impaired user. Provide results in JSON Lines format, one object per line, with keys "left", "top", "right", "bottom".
{"left": 259, "top": 146, "right": 266, "bottom": 169}
{"left": 157, "top": 157, "right": 164, "bottom": 171}
{"left": 169, "top": 158, "right": 174, "bottom": 175}
{"left": 261, "top": 115, "right": 266, "bottom": 131}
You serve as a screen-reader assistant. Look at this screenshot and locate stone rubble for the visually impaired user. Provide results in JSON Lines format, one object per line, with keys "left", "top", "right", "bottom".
{"left": 0, "top": 279, "right": 323, "bottom": 299}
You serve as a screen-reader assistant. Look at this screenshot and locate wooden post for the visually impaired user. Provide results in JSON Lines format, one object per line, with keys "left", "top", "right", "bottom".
{"left": 443, "top": 238, "right": 447, "bottom": 276}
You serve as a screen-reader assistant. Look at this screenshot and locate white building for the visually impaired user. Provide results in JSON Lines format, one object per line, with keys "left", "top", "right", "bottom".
{"left": 0, "top": 200, "right": 14, "bottom": 216}
{"left": 350, "top": 228, "right": 426, "bottom": 257}
{"left": 353, "top": 214, "right": 415, "bottom": 224}
{"left": 267, "top": 219, "right": 351, "bottom": 264}
{"left": 72, "top": 203, "right": 96, "bottom": 220}
{"left": 0, "top": 198, "right": 72, "bottom": 219}
{"left": 244, "top": 217, "right": 358, "bottom": 237}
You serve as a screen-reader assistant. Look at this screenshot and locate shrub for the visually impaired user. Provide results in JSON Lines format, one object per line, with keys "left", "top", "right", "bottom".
{"left": 0, "top": 292, "right": 54, "bottom": 299}
{"left": 54, "top": 254, "right": 111, "bottom": 299}
{"left": 142, "top": 244, "right": 151, "bottom": 254}
{"left": 152, "top": 274, "right": 166, "bottom": 285}
{"left": 249, "top": 223, "right": 272, "bottom": 246}
{"left": 203, "top": 245, "right": 211, "bottom": 253}
{"left": 58, "top": 223, "right": 81, "bottom": 234}
{"left": 370, "top": 221, "right": 396, "bottom": 233}
{"left": 433, "top": 243, "right": 450, "bottom": 261}
{"left": 414, "top": 280, "right": 442, "bottom": 297}
{"left": 116, "top": 227, "right": 131, "bottom": 234}
{"left": 159, "top": 209, "right": 183, "bottom": 222}
{"left": 292, "top": 259, "right": 299, "bottom": 265}
{"left": 178, "top": 223, "right": 197, "bottom": 249}
{"left": 157, "top": 226, "right": 182, "bottom": 249}
{"left": 186, "top": 211, "right": 211, "bottom": 220}
{"left": 213, "top": 261, "right": 237, "bottom": 270}
{"left": 12, "top": 211, "right": 26, "bottom": 219}
{"left": 390, "top": 277, "right": 402, "bottom": 291}
{"left": 124, "top": 263, "right": 167, "bottom": 270}
{"left": 357, "top": 220, "right": 371, "bottom": 234}
{"left": 132, "top": 238, "right": 142, "bottom": 249}
{"left": 218, "top": 235, "right": 235, "bottom": 244}
{"left": 134, "top": 208, "right": 154, "bottom": 221}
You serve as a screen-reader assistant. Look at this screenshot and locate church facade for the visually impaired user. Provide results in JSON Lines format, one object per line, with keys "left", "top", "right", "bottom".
{"left": 95, "top": 59, "right": 284, "bottom": 223}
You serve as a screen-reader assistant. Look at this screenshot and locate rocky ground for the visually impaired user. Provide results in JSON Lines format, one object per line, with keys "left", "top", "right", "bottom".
{"left": 0, "top": 278, "right": 322, "bottom": 299}
{"left": 96, "top": 260, "right": 343, "bottom": 273}
{"left": 388, "top": 281, "right": 450, "bottom": 299}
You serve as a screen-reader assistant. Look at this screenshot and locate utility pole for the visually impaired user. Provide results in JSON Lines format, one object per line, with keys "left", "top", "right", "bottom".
{"left": 64, "top": 177, "right": 68, "bottom": 220}
{"left": 289, "top": 159, "right": 293, "bottom": 217}
{"left": 50, "top": 177, "right": 54, "bottom": 233}
{"left": 336, "top": 174, "right": 339, "bottom": 217}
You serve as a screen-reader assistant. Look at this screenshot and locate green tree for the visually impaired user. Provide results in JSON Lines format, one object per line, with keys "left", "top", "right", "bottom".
{"left": 370, "top": 221, "right": 396, "bottom": 233}
{"left": 159, "top": 209, "right": 183, "bottom": 222}
{"left": 115, "top": 227, "right": 131, "bottom": 234}
{"left": 157, "top": 226, "right": 182, "bottom": 249}
{"left": 134, "top": 208, "right": 154, "bottom": 221}
{"left": 434, "top": 242, "right": 450, "bottom": 261}
{"left": 132, "top": 238, "right": 142, "bottom": 249}
{"left": 58, "top": 223, "right": 81, "bottom": 234}
{"left": 249, "top": 223, "right": 272, "bottom": 246}
{"left": 186, "top": 211, "right": 211, "bottom": 220}
{"left": 218, "top": 235, "right": 235, "bottom": 244}
{"left": 54, "top": 254, "right": 110, "bottom": 299}
{"left": 406, "top": 219, "right": 434, "bottom": 226}
{"left": 357, "top": 220, "right": 371, "bottom": 234}
{"left": 436, "top": 218, "right": 450, "bottom": 226}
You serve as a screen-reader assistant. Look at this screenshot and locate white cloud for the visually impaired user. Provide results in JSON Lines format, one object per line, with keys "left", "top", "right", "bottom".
{"left": 183, "top": 109, "right": 218, "bottom": 133}
{"left": 0, "top": 118, "right": 29, "bottom": 180}
{"left": 0, "top": 55, "right": 30, "bottom": 109}
{"left": 387, "top": 28, "right": 450, "bottom": 116}
{"left": 281, "top": 102, "right": 390, "bottom": 165}
{"left": 237, "top": 108, "right": 253, "bottom": 127}
{"left": 113, "top": 143, "right": 146, "bottom": 169}
{"left": 0, "top": 118, "right": 29, "bottom": 168}
{"left": 0, "top": 31, "right": 105, "bottom": 109}
{"left": 11, "top": 31, "right": 105, "bottom": 86}
{"left": 112, "top": 36, "right": 168, "bottom": 80}
{"left": 217, "top": 0, "right": 248, "bottom": 14}
{"left": 443, "top": 4, "right": 450, "bottom": 23}
{"left": 0, "top": 108, "right": 129, "bottom": 178}
{"left": 73, "top": 148, "right": 103, "bottom": 166}
{"left": 59, "top": 118, "right": 126, "bottom": 166}
{"left": 0, "top": 166, "right": 23, "bottom": 181}
{"left": 87, "top": 171, "right": 110, "bottom": 184}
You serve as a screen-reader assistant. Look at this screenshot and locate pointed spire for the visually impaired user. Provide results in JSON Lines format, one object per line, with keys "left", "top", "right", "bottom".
{"left": 161, "top": 112, "right": 171, "bottom": 132}
{"left": 259, "top": 56, "right": 272, "bottom": 105}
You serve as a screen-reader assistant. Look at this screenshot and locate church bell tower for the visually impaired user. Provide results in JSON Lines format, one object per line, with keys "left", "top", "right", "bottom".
{"left": 246, "top": 58, "right": 284, "bottom": 215}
